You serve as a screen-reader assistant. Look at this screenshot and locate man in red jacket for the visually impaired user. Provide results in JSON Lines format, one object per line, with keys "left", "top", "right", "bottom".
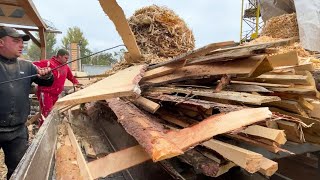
{"left": 33, "top": 49, "right": 79, "bottom": 126}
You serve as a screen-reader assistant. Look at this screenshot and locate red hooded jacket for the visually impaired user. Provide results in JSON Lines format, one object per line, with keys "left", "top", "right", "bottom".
{"left": 33, "top": 56, "right": 79, "bottom": 95}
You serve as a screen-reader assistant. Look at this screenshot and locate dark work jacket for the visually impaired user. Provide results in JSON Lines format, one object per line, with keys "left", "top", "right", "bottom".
{"left": 0, "top": 55, "right": 54, "bottom": 132}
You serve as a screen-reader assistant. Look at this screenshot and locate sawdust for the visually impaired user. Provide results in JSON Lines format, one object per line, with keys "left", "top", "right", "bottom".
{"left": 0, "top": 150, "right": 7, "bottom": 180}
{"left": 261, "top": 13, "right": 299, "bottom": 39}
{"left": 56, "top": 145, "right": 83, "bottom": 180}
{"left": 128, "top": 5, "right": 195, "bottom": 58}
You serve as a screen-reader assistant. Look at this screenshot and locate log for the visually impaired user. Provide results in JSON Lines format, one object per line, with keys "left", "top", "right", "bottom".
{"left": 106, "top": 98, "right": 183, "bottom": 162}
{"left": 241, "top": 125, "right": 287, "bottom": 145}
{"left": 56, "top": 65, "right": 146, "bottom": 106}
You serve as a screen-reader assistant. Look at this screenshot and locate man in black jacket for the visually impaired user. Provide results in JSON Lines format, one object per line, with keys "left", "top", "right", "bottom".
{"left": 0, "top": 26, "right": 53, "bottom": 179}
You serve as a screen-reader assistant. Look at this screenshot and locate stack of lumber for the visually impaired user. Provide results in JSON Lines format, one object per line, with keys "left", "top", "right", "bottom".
{"left": 56, "top": 37, "right": 320, "bottom": 178}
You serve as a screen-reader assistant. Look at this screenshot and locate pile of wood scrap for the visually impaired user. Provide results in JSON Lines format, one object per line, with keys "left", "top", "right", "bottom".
{"left": 55, "top": 37, "right": 320, "bottom": 178}
{"left": 128, "top": 5, "right": 195, "bottom": 58}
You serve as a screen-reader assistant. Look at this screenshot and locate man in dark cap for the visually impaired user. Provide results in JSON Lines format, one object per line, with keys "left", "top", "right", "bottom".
{"left": 33, "top": 49, "right": 79, "bottom": 126}
{"left": 0, "top": 26, "right": 54, "bottom": 179}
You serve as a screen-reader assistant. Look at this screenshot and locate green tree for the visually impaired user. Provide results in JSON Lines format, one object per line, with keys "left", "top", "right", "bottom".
{"left": 61, "top": 26, "right": 91, "bottom": 64}
{"left": 27, "top": 32, "right": 58, "bottom": 61}
{"left": 90, "top": 52, "right": 117, "bottom": 66}
{"left": 113, "top": 48, "right": 126, "bottom": 61}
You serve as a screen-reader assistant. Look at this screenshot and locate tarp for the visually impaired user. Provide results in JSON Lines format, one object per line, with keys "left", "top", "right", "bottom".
{"left": 294, "top": 0, "right": 320, "bottom": 52}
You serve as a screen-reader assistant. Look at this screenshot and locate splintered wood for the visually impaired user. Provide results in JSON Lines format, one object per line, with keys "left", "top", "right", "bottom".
{"left": 262, "top": 13, "right": 298, "bottom": 39}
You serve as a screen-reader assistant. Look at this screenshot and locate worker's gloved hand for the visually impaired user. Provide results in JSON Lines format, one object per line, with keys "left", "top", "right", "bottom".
{"left": 37, "top": 67, "right": 52, "bottom": 79}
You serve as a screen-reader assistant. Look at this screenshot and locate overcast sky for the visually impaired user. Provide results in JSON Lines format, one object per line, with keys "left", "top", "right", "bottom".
{"left": 33, "top": 0, "right": 243, "bottom": 52}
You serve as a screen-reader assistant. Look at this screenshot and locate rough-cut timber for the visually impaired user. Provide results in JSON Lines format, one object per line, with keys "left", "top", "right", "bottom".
{"left": 143, "top": 56, "right": 272, "bottom": 86}
{"left": 56, "top": 65, "right": 146, "bottom": 106}
{"left": 99, "top": 0, "right": 142, "bottom": 62}
{"left": 241, "top": 125, "right": 287, "bottom": 145}
{"left": 130, "top": 96, "right": 160, "bottom": 114}
{"left": 88, "top": 145, "right": 150, "bottom": 179}
{"left": 167, "top": 108, "right": 272, "bottom": 150}
{"left": 259, "top": 157, "right": 278, "bottom": 176}
{"left": 145, "top": 94, "right": 243, "bottom": 112}
{"left": 106, "top": 98, "right": 183, "bottom": 162}
{"left": 149, "top": 41, "right": 235, "bottom": 69}
{"left": 147, "top": 87, "right": 280, "bottom": 105}
{"left": 202, "top": 139, "right": 263, "bottom": 173}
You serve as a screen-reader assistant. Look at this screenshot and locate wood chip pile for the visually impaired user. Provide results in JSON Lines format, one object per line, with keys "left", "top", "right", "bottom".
{"left": 58, "top": 38, "right": 320, "bottom": 178}
{"left": 128, "top": 5, "right": 195, "bottom": 58}
{"left": 261, "top": 13, "right": 299, "bottom": 39}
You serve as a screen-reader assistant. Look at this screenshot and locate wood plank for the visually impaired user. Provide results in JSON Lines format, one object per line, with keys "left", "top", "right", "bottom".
{"left": 26, "top": 112, "right": 40, "bottom": 126}
{"left": 202, "top": 140, "right": 263, "bottom": 173}
{"left": 142, "top": 60, "right": 186, "bottom": 81}
{"left": 149, "top": 41, "right": 235, "bottom": 69}
{"left": 167, "top": 107, "right": 272, "bottom": 151}
{"left": 225, "top": 84, "right": 272, "bottom": 93}
{"left": 267, "top": 51, "right": 299, "bottom": 67}
{"left": 308, "top": 99, "right": 320, "bottom": 119}
{"left": 266, "top": 87, "right": 316, "bottom": 95}
{"left": 241, "top": 125, "right": 287, "bottom": 145}
{"left": 56, "top": 65, "right": 146, "bottom": 106}
{"left": 67, "top": 124, "right": 93, "bottom": 180}
{"left": 255, "top": 74, "right": 309, "bottom": 85}
{"left": 266, "top": 100, "right": 309, "bottom": 117}
{"left": 277, "top": 120, "right": 304, "bottom": 143}
{"left": 106, "top": 98, "right": 183, "bottom": 162}
{"left": 130, "top": 96, "right": 160, "bottom": 114}
{"left": 99, "top": 0, "right": 142, "bottom": 62}
{"left": 230, "top": 80, "right": 292, "bottom": 88}
{"left": 186, "top": 47, "right": 254, "bottom": 65}
{"left": 88, "top": 146, "right": 150, "bottom": 179}
{"left": 227, "top": 134, "right": 281, "bottom": 153}
{"left": 147, "top": 87, "right": 280, "bottom": 105}
{"left": 145, "top": 94, "right": 243, "bottom": 113}
{"left": 143, "top": 56, "right": 272, "bottom": 87}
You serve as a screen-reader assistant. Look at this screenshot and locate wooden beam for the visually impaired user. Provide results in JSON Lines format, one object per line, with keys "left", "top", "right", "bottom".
{"left": 202, "top": 140, "right": 263, "bottom": 173}
{"left": 241, "top": 125, "right": 287, "bottom": 145}
{"left": 18, "top": 0, "right": 47, "bottom": 28}
{"left": 259, "top": 157, "right": 278, "bottom": 176}
{"left": 147, "top": 87, "right": 280, "bottom": 105}
{"left": 267, "top": 51, "right": 299, "bottom": 67}
{"left": 266, "top": 100, "right": 309, "bottom": 117}
{"left": 56, "top": 65, "right": 146, "bottom": 106}
{"left": 67, "top": 124, "right": 93, "bottom": 180}
{"left": 88, "top": 145, "right": 150, "bottom": 179}
{"left": 226, "top": 84, "right": 272, "bottom": 93}
{"left": 130, "top": 96, "right": 160, "bottom": 114}
{"left": 254, "top": 74, "right": 309, "bottom": 85}
{"left": 149, "top": 41, "right": 235, "bottom": 69}
{"left": 99, "top": 0, "right": 142, "bottom": 63}
{"left": 277, "top": 120, "right": 304, "bottom": 143}
{"left": 23, "top": 30, "right": 40, "bottom": 47}
{"left": 38, "top": 27, "right": 46, "bottom": 59}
